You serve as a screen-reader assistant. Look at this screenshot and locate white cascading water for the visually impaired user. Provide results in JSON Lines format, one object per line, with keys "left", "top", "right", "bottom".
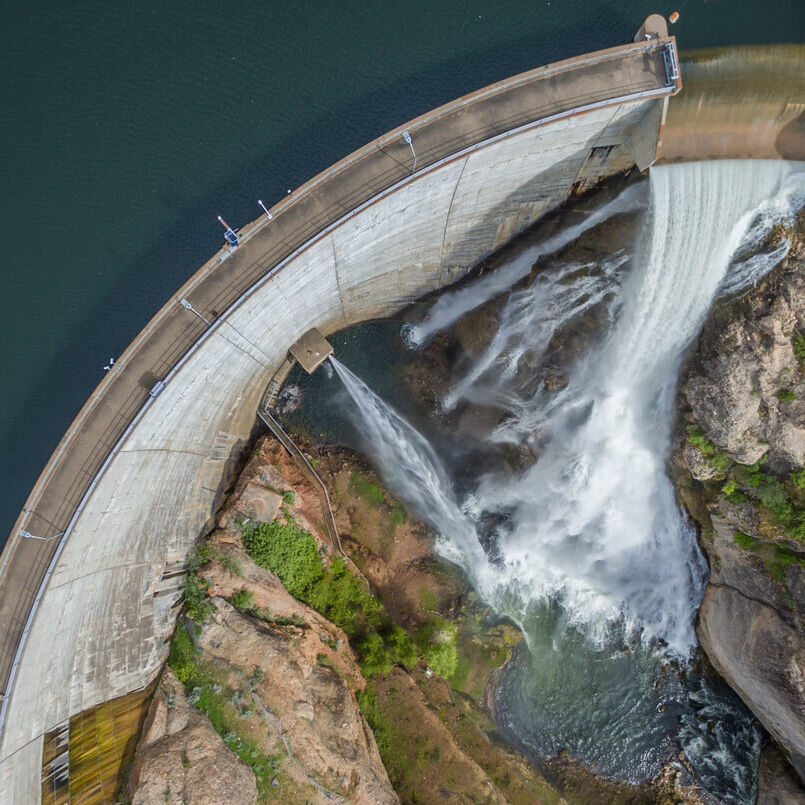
{"left": 403, "top": 183, "right": 645, "bottom": 348}
{"left": 329, "top": 356, "right": 487, "bottom": 569}
{"left": 328, "top": 160, "right": 803, "bottom": 799}
{"left": 474, "top": 161, "right": 795, "bottom": 651}
{"left": 334, "top": 160, "right": 802, "bottom": 655}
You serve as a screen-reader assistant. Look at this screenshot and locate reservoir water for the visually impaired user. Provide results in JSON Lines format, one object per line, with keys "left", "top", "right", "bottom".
{"left": 1, "top": 0, "right": 804, "bottom": 544}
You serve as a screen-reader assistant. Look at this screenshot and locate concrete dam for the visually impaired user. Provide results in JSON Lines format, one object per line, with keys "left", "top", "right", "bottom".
{"left": 0, "top": 18, "right": 684, "bottom": 800}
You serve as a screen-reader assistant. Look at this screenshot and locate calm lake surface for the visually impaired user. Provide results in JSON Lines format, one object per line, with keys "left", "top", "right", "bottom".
{"left": 1, "top": 0, "right": 803, "bottom": 543}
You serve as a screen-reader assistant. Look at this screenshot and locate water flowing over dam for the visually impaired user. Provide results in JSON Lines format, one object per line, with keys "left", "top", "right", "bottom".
{"left": 329, "top": 159, "right": 804, "bottom": 800}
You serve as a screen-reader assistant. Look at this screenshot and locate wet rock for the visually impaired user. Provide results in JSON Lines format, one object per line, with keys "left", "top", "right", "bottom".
{"left": 128, "top": 667, "right": 258, "bottom": 805}
{"left": 697, "top": 584, "right": 805, "bottom": 782}
{"left": 757, "top": 743, "right": 805, "bottom": 804}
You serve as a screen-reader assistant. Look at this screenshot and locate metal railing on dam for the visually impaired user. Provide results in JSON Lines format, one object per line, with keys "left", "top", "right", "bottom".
{"left": 0, "top": 30, "right": 679, "bottom": 747}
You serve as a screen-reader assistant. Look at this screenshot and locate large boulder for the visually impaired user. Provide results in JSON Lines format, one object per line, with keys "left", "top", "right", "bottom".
{"left": 697, "top": 584, "right": 805, "bottom": 782}
{"left": 197, "top": 597, "right": 398, "bottom": 805}
{"left": 128, "top": 667, "right": 258, "bottom": 805}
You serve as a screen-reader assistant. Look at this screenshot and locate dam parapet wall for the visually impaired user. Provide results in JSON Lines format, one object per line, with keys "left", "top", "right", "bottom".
{"left": 0, "top": 28, "right": 679, "bottom": 802}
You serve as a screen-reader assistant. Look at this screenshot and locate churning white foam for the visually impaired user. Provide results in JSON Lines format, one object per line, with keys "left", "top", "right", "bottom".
{"left": 336, "top": 160, "right": 803, "bottom": 655}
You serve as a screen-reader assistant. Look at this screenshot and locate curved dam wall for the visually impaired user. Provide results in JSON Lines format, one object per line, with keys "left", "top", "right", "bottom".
{"left": 0, "top": 33, "right": 678, "bottom": 800}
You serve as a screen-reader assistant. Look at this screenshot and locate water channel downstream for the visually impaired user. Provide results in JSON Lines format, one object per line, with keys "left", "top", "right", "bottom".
{"left": 283, "top": 160, "right": 805, "bottom": 801}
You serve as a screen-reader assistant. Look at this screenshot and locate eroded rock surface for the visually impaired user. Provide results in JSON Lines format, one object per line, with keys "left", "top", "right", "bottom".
{"left": 678, "top": 224, "right": 805, "bottom": 786}
{"left": 686, "top": 237, "right": 805, "bottom": 470}
{"left": 197, "top": 597, "right": 397, "bottom": 805}
{"left": 758, "top": 744, "right": 805, "bottom": 804}
{"left": 128, "top": 667, "right": 258, "bottom": 805}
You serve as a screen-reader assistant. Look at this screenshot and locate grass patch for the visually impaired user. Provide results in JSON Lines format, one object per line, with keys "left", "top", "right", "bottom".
{"left": 733, "top": 531, "right": 757, "bottom": 550}
{"left": 169, "top": 623, "right": 199, "bottom": 684}
{"left": 168, "top": 625, "right": 281, "bottom": 800}
{"left": 191, "top": 677, "right": 278, "bottom": 796}
{"left": 415, "top": 617, "right": 458, "bottom": 679}
{"left": 777, "top": 389, "right": 796, "bottom": 402}
{"left": 241, "top": 520, "right": 418, "bottom": 678}
{"left": 230, "top": 588, "right": 256, "bottom": 613}
{"left": 281, "top": 490, "right": 295, "bottom": 505}
{"left": 350, "top": 471, "right": 386, "bottom": 507}
{"left": 775, "top": 546, "right": 805, "bottom": 566}
{"left": 687, "top": 425, "right": 733, "bottom": 474}
{"left": 766, "top": 561, "right": 787, "bottom": 585}
{"left": 391, "top": 506, "right": 407, "bottom": 527}
{"left": 794, "top": 331, "right": 805, "bottom": 364}
{"left": 356, "top": 688, "right": 404, "bottom": 781}
{"left": 733, "top": 464, "right": 805, "bottom": 543}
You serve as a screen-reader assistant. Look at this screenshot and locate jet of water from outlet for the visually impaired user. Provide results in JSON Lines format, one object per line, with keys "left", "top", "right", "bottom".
{"left": 328, "top": 355, "right": 488, "bottom": 572}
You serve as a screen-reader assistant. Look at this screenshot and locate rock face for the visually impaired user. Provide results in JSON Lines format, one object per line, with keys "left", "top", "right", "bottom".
{"left": 697, "top": 585, "right": 805, "bottom": 774}
{"left": 128, "top": 667, "right": 258, "bottom": 805}
{"left": 758, "top": 744, "right": 805, "bottom": 805}
{"left": 198, "top": 596, "right": 398, "bottom": 805}
{"left": 678, "top": 229, "right": 805, "bottom": 786}
{"left": 686, "top": 236, "right": 805, "bottom": 470}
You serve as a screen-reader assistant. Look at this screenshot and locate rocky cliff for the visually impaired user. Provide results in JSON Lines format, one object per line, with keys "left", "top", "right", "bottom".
{"left": 126, "top": 433, "right": 570, "bottom": 803}
{"left": 675, "top": 213, "right": 805, "bottom": 792}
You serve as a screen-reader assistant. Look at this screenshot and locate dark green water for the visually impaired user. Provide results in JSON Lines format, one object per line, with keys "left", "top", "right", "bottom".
{"left": 1, "top": 1, "right": 802, "bottom": 542}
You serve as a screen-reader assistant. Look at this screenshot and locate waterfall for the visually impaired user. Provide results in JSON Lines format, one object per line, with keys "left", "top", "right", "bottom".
{"left": 328, "top": 356, "right": 487, "bottom": 571}
{"left": 327, "top": 160, "right": 803, "bottom": 799}
{"left": 403, "top": 183, "right": 645, "bottom": 349}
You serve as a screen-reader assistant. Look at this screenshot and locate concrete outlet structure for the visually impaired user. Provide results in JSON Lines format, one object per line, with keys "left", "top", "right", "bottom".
{"left": 0, "top": 24, "right": 680, "bottom": 801}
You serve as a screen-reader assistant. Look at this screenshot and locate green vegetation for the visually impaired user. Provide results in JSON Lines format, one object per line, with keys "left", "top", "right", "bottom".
{"left": 167, "top": 629, "right": 280, "bottom": 801}
{"left": 733, "top": 531, "right": 757, "bottom": 550}
{"left": 230, "top": 588, "right": 256, "bottom": 613}
{"left": 356, "top": 689, "right": 399, "bottom": 775}
{"left": 350, "top": 471, "right": 386, "bottom": 507}
{"left": 391, "top": 505, "right": 407, "bottom": 527}
{"left": 182, "top": 573, "right": 215, "bottom": 623}
{"left": 721, "top": 479, "right": 748, "bottom": 504}
{"left": 777, "top": 388, "right": 796, "bottom": 402}
{"left": 791, "top": 467, "right": 805, "bottom": 491}
{"left": 281, "top": 490, "right": 295, "bottom": 505}
{"left": 187, "top": 542, "right": 241, "bottom": 576}
{"left": 794, "top": 331, "right": 805, "bottom": 364}
{"left": 414, "top": 617, "right": 458, "bottom": 679}
{"left": 767, "top": 562, "right": 787, "bottom": 585}
{"left": 242, "top": 520, "right": 323, "bottom": 598}
{"left": 181, "top": 543, "right": 247, "bottom": 622}
{"left": 241, "top": 520, "right": 418, "bottom": 677}
{"left": 169, "top": 623, "right": 199, "bottom": 684}
{"left": 776, "top": 546, "right": 805, "bottom": 566}
{"left": 686, "top": 425, "right": 732, "bottom": 474}
{"left": 733, "top": 462, "right": 805, "bottom": 543}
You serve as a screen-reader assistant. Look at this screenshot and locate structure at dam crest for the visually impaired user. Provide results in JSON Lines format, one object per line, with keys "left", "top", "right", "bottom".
{"left": 0, "top": 21, "right": 686, "bottom": 801}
